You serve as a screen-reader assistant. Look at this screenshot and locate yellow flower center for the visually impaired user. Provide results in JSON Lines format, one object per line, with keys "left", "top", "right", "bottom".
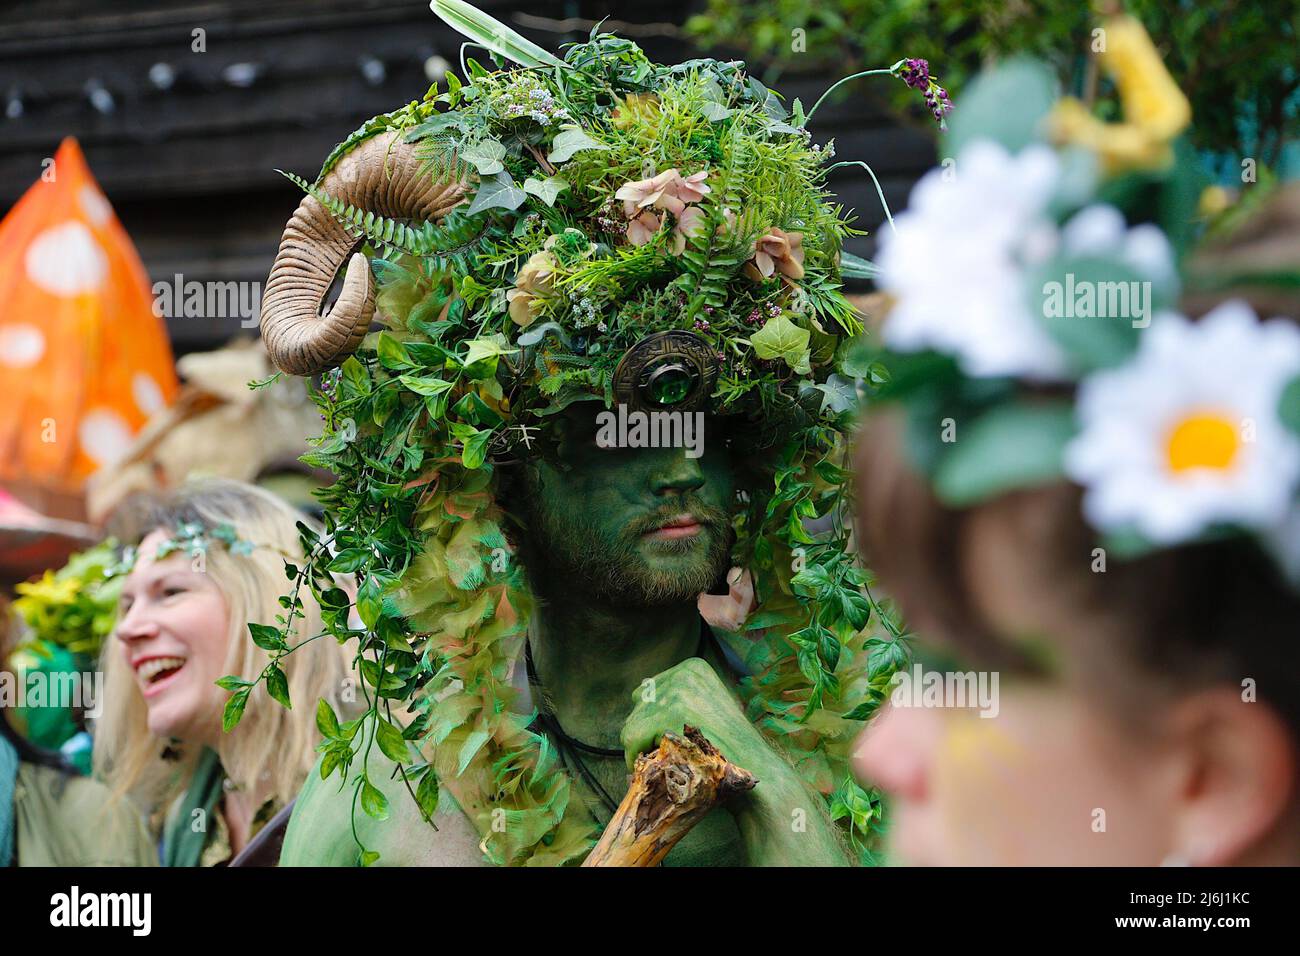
{"left": 1165, "top": 412, "right": 1240, "bottom": 474}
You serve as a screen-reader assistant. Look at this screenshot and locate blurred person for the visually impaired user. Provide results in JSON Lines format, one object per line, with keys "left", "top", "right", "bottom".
{"left": 1, "top": 597, "right": 154, "bottom": 866}
{"left": 850, "top": 23, "right": 1300, "bottom": 865}
{"left": 94, "top": 479, "right": 353, "bottom": 865}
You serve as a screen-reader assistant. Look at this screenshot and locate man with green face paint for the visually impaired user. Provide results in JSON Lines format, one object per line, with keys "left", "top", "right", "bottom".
{"left": 281, "top": 404, "right": 850, "bottom": 865}
{"left": 258, "top": 3, "right": 898, "bottom": 868}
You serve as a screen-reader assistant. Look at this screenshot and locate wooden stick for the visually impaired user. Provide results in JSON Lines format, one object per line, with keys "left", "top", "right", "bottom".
{"left": 582, "top": 725, "right": 756, "bottom": 867}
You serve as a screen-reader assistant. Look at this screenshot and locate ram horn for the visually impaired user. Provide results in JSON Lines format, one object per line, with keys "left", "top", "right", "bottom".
{"left": 260, "top": 130, "right": 466, "bottom": 376}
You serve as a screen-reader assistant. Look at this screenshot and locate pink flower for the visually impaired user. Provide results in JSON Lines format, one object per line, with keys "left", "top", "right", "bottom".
{"left": 626, "top": 210, "right": 663, "bottom": 247}
{"left": 669, "top": 204, "right": 708, "bottom": 255}
{"left": 506, "top": 251, "right": 556, "bottom": 327}
{"left": 615, "top": 168, "right": 712, "bottom": 218}
{"left": 744, "top": 227, "right": 805, "bottom": 282}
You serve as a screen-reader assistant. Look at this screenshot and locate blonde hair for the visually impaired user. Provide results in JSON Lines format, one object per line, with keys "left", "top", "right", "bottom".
{"left": 95, "top": 478, "right": 352, "bottom": 813}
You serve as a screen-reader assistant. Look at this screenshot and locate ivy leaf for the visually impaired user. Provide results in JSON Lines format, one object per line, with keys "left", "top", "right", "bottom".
{"left": 451, "top": 423, "right": 492, "bottom": 470}
{"left": 750, "top": 313, "right": 811, "bottom": 369}
{"left": 360, "top": 849, "right": 381, "bottom": 866}
{"left": 461, "top": 138, "right": 506, "bottom": 175}
{"left": 461, "top": 335, "right": 519, "bottom": 366}
{"left": 547, "top": 125, "right": 608, "bottom": 163}
{"left": 398, "top": 374, "right": 455, "bottom": 397}
{"left": 248, "top": 622, "right": 287, "bottom": 651}
{"left": 375, "top": 718, "right": 411, "bottom": 763}
{"left": 316, "top": 698, "right": 342, "bottom": 739}
{"left": 699, "top": 100, "right": 733, "bottom": 122}
{"left": 266, "top": 664, "right": 292, "bottom": 709}
{"left": 467, "top": 171, "right": 527, "bottom": 215}
{"left": 360, "top": 779, "right": 390, "bottom": 821}
{"left": 327, "top": 548, "right": 370, "bottom": 573}
{"left": 523, "top": 175, "right": 569, "bottom": 206}
{"left": 415, "top": 768, "right": 440, "bottom": 819}
{"left": 376, "top": 332, "right": 414, "bottom": 370}
{"left": 222, "top": 686, "right": 251, "bottom": 732}
{"left": 357, "top": 574, "right": 385, "bottom": 629}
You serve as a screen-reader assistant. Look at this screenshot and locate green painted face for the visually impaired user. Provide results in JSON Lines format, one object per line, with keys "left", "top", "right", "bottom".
{"left": 518, "top": 403, "right": 736, "bottom": 607}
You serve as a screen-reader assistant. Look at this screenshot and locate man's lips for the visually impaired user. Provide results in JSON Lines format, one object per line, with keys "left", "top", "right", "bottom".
{"left": 643, "top": 514, "right": 704, "bottom": 539}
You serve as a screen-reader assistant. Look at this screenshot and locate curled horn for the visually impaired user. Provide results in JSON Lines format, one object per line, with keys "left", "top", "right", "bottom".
{"left": 260, "top": 130, "right": 466, "bottom": 376}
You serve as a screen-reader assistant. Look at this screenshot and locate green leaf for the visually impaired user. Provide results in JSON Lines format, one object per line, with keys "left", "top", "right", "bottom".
{"left": 222, "top": 687, "right": 251, "bottom": 732}
{"left": 215, "top": 675, "right": 254, "bottom": 692}
{"left": 547, "top": 125, "right": 608, "bottom": 164}
{"left": 266, "top": 664, "right": 291, "bottom": 709}
{"left": 461, "top": 138, "right": 506, "bottom": 175}
{"left": 360, "top": 779, "right": 390, "bottom": 820}
{"left": 839, "top": 251, "right": 878, "bottom": 280}
{"left": 377, "top": 332, "right": 414, "bottom": 370}
{"left": 398, "top": 374, "right": 455, "bottom": 397}
{"left": 357, "top": 574, "right": 385, "bottom": 628}
{"left": 461, "top": 335, "right": 518, "bottom": 366}
{"left": 932, "top": 401, "right": 1076, "bottom": 507}
{"left": 452, "top": 424, "right": 493, "bottom": 470}
{"left": 943, "top": 58, "right": 1058, "bottom": 156}
{"left": 1278, "top": 374, "right": 1300, "bottom": 437}
{"left": 1028, "top": 255, "right": 1151, "bottom": 371}
{"left": 750, "top": 313, "right": 811, "bottom": 369}
{"left": 248, "top": 622, "right": 287, "bottom": 651}
{"left": 415, "top": 768, "right": 440, "bottom": 819}
{"left": 316, "top": 698, "right": 342, "bottom": 738}
{"left": 467, "top": 171, "right": 527, "bottom": 215}
{"left": 327, "top": 548, "right": 370, "bottom": 573}
{"left": 430, "top": 0, "right": 566, "bottom": 69}
{"left": 523, "top": 175, "right": 569, "bottom": 206}
{"left": 375, "top": 718, "right": 411, "bottom": 763}
{"left": 360, "top": 849, "right": 381, "bottom": 867}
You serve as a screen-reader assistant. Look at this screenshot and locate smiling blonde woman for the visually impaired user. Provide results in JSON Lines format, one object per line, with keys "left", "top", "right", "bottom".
{"left": 94, "top": 479, "right": 353, "bottom": 866}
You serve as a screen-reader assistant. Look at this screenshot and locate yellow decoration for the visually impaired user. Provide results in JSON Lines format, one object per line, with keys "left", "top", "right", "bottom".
{"left": 1049, "top": 14, "right": 1191, "bottom": 173}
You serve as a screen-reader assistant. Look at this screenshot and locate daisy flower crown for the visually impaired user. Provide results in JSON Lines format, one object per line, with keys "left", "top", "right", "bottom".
{"left": 863, "top": 13, "right": 1300, "bottom": 583}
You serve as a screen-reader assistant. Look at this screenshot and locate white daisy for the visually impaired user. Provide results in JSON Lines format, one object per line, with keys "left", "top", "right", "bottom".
{"left": 877, "top": 139, "right": 1071, "bottom": 380}
{"left": 1064, "top": 300, "right": 1300, "bottom": 545}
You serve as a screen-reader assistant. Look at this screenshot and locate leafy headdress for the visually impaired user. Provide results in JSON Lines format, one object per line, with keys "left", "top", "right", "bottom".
{"left": 249, "top": 0, "right": 937, "bottom": 865}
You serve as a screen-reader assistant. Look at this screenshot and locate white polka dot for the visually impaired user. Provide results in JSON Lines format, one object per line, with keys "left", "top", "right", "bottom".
{"left": 25, "top": 221, "right": 108, "bottom": 297}
{"left": 79, "top": 185, "right": 113, "bottom": 226}
{"left": 0, "top": 324, "right": 46, "bottom": 367}
{"left": 78, "top": 409, "right": 133, "bottom": 467}
{"left": 132, "top": 372, "right": 165, "bottom": 415}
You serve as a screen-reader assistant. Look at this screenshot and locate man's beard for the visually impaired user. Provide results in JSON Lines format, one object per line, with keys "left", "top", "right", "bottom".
{"left": 522, "top": 493, "right": 733, "bottom": 608}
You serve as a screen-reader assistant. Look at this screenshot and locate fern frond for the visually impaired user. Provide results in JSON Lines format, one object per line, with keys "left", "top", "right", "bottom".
{"left": 279, "top": 170, "right": 500, "bottom": 273}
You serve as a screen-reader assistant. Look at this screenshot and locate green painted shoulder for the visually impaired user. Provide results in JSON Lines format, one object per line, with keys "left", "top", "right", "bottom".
{"left": 280, "top": 749, "right": 480, "bottom": 866}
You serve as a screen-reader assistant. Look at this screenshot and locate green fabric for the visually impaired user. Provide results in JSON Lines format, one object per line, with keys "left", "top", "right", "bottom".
{"left": 0, "top": 733, "right": 16, "bottom": 867}
{"left": 12, "top": 644, "right": 84, "bottom": 753}
{"left": 12, "top": 763, "right": 155, "bottom": 866}
{"left": 161, "top": 748, "right": 224, "bottom": 867}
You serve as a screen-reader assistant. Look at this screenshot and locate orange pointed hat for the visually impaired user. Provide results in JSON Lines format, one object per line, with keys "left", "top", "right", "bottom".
{"left": 0, "top": 137, "right": 178, "bottom": 513}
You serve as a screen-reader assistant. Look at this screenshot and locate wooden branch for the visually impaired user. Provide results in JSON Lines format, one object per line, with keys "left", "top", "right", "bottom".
{"left": 582, "top": 725, "right": 756, "bottom": 867}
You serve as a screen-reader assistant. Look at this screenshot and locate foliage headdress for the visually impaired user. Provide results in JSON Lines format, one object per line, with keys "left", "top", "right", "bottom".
{"left": 246, "top": 0, "right": 942, "bottom": 865}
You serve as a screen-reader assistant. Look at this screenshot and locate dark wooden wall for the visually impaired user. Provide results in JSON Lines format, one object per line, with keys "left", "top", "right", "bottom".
{"left": 0, "top": 0, "right": 936, "bottom": 354}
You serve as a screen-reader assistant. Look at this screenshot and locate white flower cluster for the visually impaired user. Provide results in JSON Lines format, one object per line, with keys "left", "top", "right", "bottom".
{"left": 878, "top": 139, "right": 1300, "bottom": 556}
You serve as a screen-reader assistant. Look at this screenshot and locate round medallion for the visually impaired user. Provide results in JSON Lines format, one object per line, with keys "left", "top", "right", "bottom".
{"left": 612, "top": 330, "right": 718, "bottom": 412}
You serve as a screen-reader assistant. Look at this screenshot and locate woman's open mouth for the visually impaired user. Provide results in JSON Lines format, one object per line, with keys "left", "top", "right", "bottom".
{"left": 644, "top": 514, "right": 703, "bottom": 539}
{"left": 135, "top": 656, "right": 187, "bottom": 696}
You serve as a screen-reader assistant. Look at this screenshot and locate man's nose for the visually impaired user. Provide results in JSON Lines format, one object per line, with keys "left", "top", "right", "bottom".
{"left": 650, "top": 452, "right": 706, "bottom": 497}
{"left": 853, "top": 701, "right": 934, "bottom": 803}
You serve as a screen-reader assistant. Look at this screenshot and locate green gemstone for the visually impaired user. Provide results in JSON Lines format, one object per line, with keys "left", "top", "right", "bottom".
{"left": 647, "top": 365, "right": 693, "bottom": 406}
